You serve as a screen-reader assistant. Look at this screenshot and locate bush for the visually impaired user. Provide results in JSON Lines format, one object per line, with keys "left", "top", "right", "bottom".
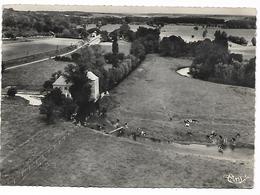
{"left": 71, "top": 53, "right": 81, "bottom": 62}
{"left": 159, "top": 35, "right": 187, "bottom": 57}
{"left": 202, "top": 29, "right": 208, "bottom": 38}
{"left": 39, "top": 100, "right": 56, "bottom": 124}
{"left": 130, "top": 39, "right": 146, "bottom": 61}
{"left": 61, "top": 98, "right": 77, "bottom": 120}
{"left": 117, "top": 53, "right": 125, "bottom": 61}
{"left": 230, "top": 53, "right": 243, "bottom": 63}
{"left": 7, "top": 87, "right": 17, "bottom": 97}
{"left": 54, "top": 55, "right": 72, "bottom": 62}
{"left": 43, "top": 80, "right": 53, "bottom": 91}
{"left": 251, "top": 37, "right": 256, "bottom": 46}
{"left": 228, "top": 35, "right": 248, "bottom": 45}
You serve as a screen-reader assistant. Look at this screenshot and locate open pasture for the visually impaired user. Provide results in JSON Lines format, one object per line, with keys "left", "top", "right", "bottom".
{"left": 2, "top": 59, "right": 74, "bottom": 90}
{"left": 2, "top": 38, "right": 80, "bottom": 61}
{"left": 106, "top": 54, "right": 255, "bottom": 146}
{"left": 100, "top": 40, "right": 131, "bottom": 55}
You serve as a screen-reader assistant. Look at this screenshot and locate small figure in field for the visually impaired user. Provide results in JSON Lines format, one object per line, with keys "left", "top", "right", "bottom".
{"left": 114, "top": 119, "right": 120, "bottom": 128}
{"left": 229, "top": 132, "right": 241, "bottom": 150}
{"left": 140, "top": 130, "right": 146, "bottom": 137}
{"left": 218, "top": 145, "right": 224, "bottom": 153}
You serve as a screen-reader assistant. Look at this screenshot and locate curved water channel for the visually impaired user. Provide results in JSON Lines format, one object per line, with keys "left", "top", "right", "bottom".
{"left": 176, "top": 67, "right": 192, "bottom": 78}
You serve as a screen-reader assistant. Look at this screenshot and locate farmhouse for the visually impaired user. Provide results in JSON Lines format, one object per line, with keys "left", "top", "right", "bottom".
{"left": 53, "top": 71, "right": 100, "bottom": 102}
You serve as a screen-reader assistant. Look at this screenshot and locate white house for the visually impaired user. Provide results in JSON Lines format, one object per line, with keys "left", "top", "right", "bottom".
{"left": 53, "top": 71, "right": 100, "bottom": 102}
{"left": 52, "top": 76, "right": 72, "bottom": 98}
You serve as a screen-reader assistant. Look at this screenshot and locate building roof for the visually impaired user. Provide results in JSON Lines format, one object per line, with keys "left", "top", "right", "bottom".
{"left": 87, "top": 71, "right": 98, "bottom": 81}
{"left": 53, "top": 71, "right": 98, "bottom": 86}
{"left": 53, "top": 76, "right": 71, "bottom": 86}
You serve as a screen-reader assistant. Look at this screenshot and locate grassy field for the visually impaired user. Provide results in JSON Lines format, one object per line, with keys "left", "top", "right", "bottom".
{"left": 105, "top": 54, "right": 255, "bottom": 146}
{"left": 20, "top": 125, "right": 253, "bottom": 188}
{"left": 100, "top": 40, "right": 131, "bottom": 55}
{"left": 160, "top": 24, "right": 256, "bottom": 43}
{"left": 2, "top": 59, "right": 74, "bottom": 90}
{"left": 2, "top": 38, "right": 80, "bottom": 61}
{"left": 0, "top": 96, "right": 79, "bottom": 184}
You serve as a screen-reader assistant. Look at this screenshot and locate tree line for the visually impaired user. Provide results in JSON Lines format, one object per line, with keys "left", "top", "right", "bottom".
{"left": 3, "top": 8, "right": 256, "bottom": 39}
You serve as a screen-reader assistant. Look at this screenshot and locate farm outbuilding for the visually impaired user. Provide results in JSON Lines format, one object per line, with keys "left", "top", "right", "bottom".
{"left": 53, "top": 71, "right": 100, "bottom": 102}
{"left": 86, "top": 71, "right": 100, "bottom": 102}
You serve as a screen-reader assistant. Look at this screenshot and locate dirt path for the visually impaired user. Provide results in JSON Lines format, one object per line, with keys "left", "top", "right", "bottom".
{"left": 5, "top": 36, "right": 101, "bottom": 70}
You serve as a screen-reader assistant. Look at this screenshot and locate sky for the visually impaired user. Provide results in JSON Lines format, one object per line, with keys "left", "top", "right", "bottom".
{"left": 3, "top": 4, "right": 256, "bottom": 16}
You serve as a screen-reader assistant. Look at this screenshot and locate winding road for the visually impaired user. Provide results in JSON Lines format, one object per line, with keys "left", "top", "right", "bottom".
{"left": 5, "top": 35, "right": 101, "bottom": 70}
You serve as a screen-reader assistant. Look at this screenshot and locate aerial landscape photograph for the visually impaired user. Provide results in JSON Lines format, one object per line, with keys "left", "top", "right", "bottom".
{"left": 0, "top": 4, "right": 257, "bottom": 188}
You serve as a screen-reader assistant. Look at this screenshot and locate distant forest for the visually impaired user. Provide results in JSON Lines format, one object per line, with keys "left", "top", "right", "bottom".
{"left": 2, "top": 8, "right": 256, "bottom": 39}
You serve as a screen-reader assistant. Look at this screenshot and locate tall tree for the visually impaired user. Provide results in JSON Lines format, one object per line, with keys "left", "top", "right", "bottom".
{"left": 112, "top": 36, "right": 119, "bottom": 55}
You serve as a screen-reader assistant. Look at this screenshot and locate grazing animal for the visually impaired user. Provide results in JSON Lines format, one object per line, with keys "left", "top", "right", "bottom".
{"left": 185, "top": 123, "right": 190, "bottom": 127}
{"left": 218, "top": 145, "right": 224, "bottom": 153}
{"left": 124, "top": 123, "right": 128, "bottom": 129}
{"left": 236, "top": 133, "right": 241, "bottom": 138}
{"left": 141, "top": 131, "right": 146, "bottom": 136}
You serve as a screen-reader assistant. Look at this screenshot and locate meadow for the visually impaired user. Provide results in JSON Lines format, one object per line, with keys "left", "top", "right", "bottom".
{"left": 106, "top": 54, "right": 255, "bottom": 146}
{"left": 100, "top": 40, "right": 131, "bottom": 55}
{"left": 2, "top": 59, "right": 74, "bottom": 90}
{"left": 2, "top": 37, "right": 80, "bottom": 61}
{"left": 19, "top": 124, "right": 253, "bottom": 188}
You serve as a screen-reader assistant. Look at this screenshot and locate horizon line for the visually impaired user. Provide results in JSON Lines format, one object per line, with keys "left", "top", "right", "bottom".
{"left": 3, "top": 4, "right": 257, "bottom": 16}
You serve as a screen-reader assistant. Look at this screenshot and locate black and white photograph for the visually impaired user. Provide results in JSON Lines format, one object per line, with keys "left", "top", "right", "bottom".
{"left": 0, "top": 1, "right": 258, "bottom": 191}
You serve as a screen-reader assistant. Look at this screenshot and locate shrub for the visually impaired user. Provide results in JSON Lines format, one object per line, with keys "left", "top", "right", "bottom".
{"left": 118, "top": 53, "right": 125, "bottom": 61}
{"left": 71, "top": 53, "right": 81, "bottom": 62}
{"left": 54, "top": 55, "right": 72, "bottom": 62}
{"left": 230, "top": 53, "right": 243, "bottom": 63}
{"left": 202, "top": 29, "right": 208, "bottom": 38}
{"left": 39, "top": 100, "right": 56, "bottom": 124}
{"left": 251, "top": 37, "right": 256, "bottom": 46}
{"left": 7, "top": 87, "right": 17, "bottom": 97}
{"left": 228, "top": 35, "right": 248, "bottom": 45}
{"left": 130, "top": 39, "right": 146, "bottom": 61}
{"left": 61, "top": 98, "right": 77, "bottom": 120}
{"left": 43, "top": 80, "right": 54, "bottom": 91}
{"left": 159, "top": 35, "right": 187, "bottom": 57}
